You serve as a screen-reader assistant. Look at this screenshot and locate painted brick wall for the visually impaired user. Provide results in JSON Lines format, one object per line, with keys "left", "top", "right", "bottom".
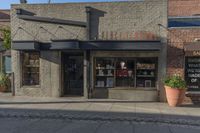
{"left": 11, "top": 0, "right": 167, "bottom": 42}
{"left": 169, "top": 0, "right": 200, "bottom": 16}
{"left": 11, "top": 0, "right": 168, "bottom": 97}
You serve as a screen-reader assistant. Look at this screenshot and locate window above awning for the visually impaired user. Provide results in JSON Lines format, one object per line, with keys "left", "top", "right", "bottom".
{"left": 12, "top": 40, "right": 162, "bottom": 51}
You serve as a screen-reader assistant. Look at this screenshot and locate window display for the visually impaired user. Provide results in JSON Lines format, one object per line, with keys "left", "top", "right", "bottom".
{"left": 22, "top": 52, "right": 40, "bottom": 86}
{"left": 136, "top": 58, "right": 157, "bottom": 87}
{"left": 116, "top": 59, "right": 135, "bottom": 87}
{"left": 95, "top": 58, "right": 115, "bottom": 88}
{"left": 94, "top": 57, "right": 157, "bottom": 89}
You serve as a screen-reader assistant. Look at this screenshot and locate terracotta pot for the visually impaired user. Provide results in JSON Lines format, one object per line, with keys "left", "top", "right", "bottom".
{"left": 0, "top": 86, "right": 7, "bottom": 92}
{"left": 165, "top": 86, "right": 186, "bottom": 107}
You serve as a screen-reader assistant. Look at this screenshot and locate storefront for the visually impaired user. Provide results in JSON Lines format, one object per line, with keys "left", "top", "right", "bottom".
{"left": 12, "top": 39, "right": 164, "bottom": 101}
{"left": 11, "top": 0, "right": 167, "bottom": 101}
{"left": 91, "top": 51, "right": 160, "bottom": 100}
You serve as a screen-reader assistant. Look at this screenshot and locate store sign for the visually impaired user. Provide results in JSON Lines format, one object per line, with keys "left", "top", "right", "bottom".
{"left": 193, "top": 51, "right": 200, "bottom": 56}
{"left": 185, "top": 57, "right": 200, "bottom": 91}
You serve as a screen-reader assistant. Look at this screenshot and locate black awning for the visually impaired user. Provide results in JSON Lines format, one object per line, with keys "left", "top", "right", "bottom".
{"left": 80, "top": 40, "right": 161, "bottom": 50}
{"left": 12, "top": 40, "right": 161, "bottom": 51}
{"left": 12, "top": 41, "right": 40, "bottom": 50}
{"left": 49, "top": 40, "right": 79, "bottom": 50}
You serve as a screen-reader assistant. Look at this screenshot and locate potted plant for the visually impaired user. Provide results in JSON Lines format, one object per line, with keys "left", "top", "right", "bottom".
{"left": 0, "top": 72, "right": 10, "bottom": 92}
{"left": 164, "top": 75, "right": 187, "bottom": 107}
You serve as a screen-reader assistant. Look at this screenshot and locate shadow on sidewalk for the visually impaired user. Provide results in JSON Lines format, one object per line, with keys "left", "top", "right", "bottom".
{"left": 0, "top": 103, "right": 199, "bottom": 126}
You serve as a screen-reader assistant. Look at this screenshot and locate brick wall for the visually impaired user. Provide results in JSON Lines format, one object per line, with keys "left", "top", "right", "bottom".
{"left": 167, "top": 0, "right": 200, "bottom": 76}
{"left": 169, "top": 0, "right": 200, "bottom": 16}
{"left": 167, "top": 29, "right": 200, "bottom": 76}
{"left": 168, "top": 0, "right": 200, "bottom": 104}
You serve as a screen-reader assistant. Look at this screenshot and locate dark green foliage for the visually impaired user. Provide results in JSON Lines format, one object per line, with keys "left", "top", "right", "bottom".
{"left": 0, "top": 72, "right": 10, "bottom": 88}
{"left": 0, "top": 28, "right": 11, "bottom": 50}
{"left": 164, "top": 75, "right": 187, "bottom": 89}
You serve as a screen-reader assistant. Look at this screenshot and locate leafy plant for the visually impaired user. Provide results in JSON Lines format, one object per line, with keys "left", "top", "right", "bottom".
{"left": 164, "top": 75, "right": 187, "bottom": 89}
{"left": 0, "top": 28, "right": 11, "bottom": 50}
{"left": 0, "top": 72, "right": 10, "bottom": 88}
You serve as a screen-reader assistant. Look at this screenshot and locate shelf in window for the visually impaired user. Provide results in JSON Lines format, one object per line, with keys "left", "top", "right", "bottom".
{"left": 116, "top": 68, "right": 133, "bottom": 70}
{"left": 24, "top": 72, "right": 39, "bottom": 74}
{"left": 136, "top": 75, "right": 155, "bottom": 77}
{"left": 95, "top": 86, "right": 114, "bottom": 88}
{"left": 96, "top": 75, "right": 114, "bottom": 77}
{"left": 96, "top": 68, "right": 115, "bottom": 70}
{"left": 136, "top": 69, "right": 155, "bottom": 70}
{"left": 25, "top": 65, "right": 39, "bottom": 67}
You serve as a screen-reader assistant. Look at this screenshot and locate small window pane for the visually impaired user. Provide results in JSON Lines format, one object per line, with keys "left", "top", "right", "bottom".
{"left": 22, "top": 52, "right": 40, "bottom": 86}
{"left": 4, "top": 56, "right": 11, "bottom": 74}
{"left": 116, "top": 58, "right": 135, "bottom": 87}
{"left": 136, "top": 58, "right": 157, "bottom": 87}
{"left": 95, "top": 58, "right": 115, "bottom": 88}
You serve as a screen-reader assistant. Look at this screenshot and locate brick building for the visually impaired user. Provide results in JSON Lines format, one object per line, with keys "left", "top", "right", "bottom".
{"left": 11, "top": 0, "right": 168, "bottom": 101}
{"left": 168, "top": 0, "right": 200, "bottom": 102}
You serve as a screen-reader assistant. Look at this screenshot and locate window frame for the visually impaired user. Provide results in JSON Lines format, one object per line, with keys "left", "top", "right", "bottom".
{"left": 20, "top": 51, "right": 40, "bottom": 87}
{"left": 94, "top": 57, "right": 158, "bottom": 89}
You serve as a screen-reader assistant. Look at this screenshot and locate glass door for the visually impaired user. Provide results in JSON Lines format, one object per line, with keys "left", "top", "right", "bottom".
{"left": 63, "top": 53, "right": 83, "bottom": 96}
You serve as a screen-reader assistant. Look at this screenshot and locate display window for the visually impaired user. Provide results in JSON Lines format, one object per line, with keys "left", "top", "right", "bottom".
{"left": 136, "top": 58, "right": 157, "bottom": 87}
{"left": 94, "top": 57, "right": 157, "bottom": 89}
{"left": 116, "top": 58, "right": 135, "bottom": 87}
{"left": 21, "top": 52, "right": 40, "bottom": 86}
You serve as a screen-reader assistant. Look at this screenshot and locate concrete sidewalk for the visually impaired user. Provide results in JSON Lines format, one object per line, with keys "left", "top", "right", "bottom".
{"left": 0, "top": 94, "right": 200, "bottom": 126}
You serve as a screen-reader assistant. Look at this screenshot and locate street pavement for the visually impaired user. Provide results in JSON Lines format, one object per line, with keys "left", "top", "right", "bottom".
{"left": 0, "top": 95, "right": 199, "bottom": 133}
{"left": 0, "top": 117, "right": 200, "bottom": 133}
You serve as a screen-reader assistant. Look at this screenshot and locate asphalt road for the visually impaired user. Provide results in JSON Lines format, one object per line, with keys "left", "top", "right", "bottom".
{"left": 0, "top": 117, "right": 200, "bottom": 133}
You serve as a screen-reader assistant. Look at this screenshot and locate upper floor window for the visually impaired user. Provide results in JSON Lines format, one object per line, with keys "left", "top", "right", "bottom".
{"left": 168, "top": 17, "right": 200, "bottom": 28}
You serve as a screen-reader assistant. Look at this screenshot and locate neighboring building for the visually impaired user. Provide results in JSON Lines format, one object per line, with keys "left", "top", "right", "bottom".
{"left": 11, "top": 0, "right": 167, "bottom": 101}
{"left": 0, "top": 10, "right": 11, "bottom": 74}
{"left": 168, "top": 0, "right": 200, "bottom": 102}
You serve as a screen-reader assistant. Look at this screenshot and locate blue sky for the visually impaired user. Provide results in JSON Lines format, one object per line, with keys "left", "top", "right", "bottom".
{"left": 0, "top": 0, "right": 131, "bottom": 9}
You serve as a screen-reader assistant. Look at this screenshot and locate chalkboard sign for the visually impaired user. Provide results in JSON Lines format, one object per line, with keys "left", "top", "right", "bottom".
{"left": 185, "top": 57, "right": 200, "bottom": 91}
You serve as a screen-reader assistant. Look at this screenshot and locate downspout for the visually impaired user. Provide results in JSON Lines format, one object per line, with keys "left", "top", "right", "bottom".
{"left": 85, "top": 7, "right": 92, "bottom": 98}
{"left": 86, "top": 6, "right": 92, "bottom": 40}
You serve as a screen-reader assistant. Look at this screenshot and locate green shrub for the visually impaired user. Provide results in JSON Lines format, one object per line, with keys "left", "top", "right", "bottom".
{"left": 0, "top": 72, "right": 10, "bottom": 88}
{"left": 0, "top": 28, "right": 11, "bottom": 50}
{"left": 164, "top": 75, "right": 187, "bottom": 89}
